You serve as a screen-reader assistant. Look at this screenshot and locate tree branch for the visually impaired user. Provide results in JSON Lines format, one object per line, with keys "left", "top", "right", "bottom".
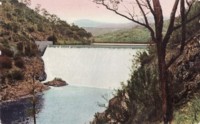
{"left": 95, "top": 0, "right": 157, "bottom": 42}
{"left": 173, "top": 12, "right": 200, "bottom": 30}
{"left": 136, "top": 0, "right": 149, "bottom": 25}
{"left": 95, "top": 1, "right": 147, "bottom": 26}
{"left": 185, "top": 0, "right": 196, "bottom": 17}
{"left": 163, "top": 0, "right": 180, "bottom": 46}
{"left": 135, "top": 0, "right": 156, "bottom": 41}
{"left": 145, "top": 0, "right": 155, "bottom": 16}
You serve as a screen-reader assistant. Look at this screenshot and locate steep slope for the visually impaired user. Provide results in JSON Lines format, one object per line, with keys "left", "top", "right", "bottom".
{"left": 0, "top": 0, "right": 92, "bottom": 45}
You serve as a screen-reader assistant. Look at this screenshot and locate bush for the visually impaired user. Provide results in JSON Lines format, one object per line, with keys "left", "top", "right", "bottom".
{"left": 9, "top": 70, "right": 24, "bottom": 81}
{"left": 1, "top": 48, "right": 14, "bottom": 57}
{"left": 0, "top": 56, "right": 12, "bottom": 69}
{"left": 3, "top": 23, "right": 12, "bottom": 30}
{"left": 0, "top": 31, "right": 10, "bottom": 36}
{"left": 25, "top": 42, "right": 38, "bottom": 57}
{"left": 37, "top": 24, "right": 44, "bottom": 32}
{"left": 10, "top": 22, "right": 20, "bottom": 33}
{"left": 27, "top": 26, "right": 35, "bottom": 33}
{"left": 6, "top": 13, "right": 12, "bottom": 20}
{"left": 14, "top": 57, "right": 24, "bottom": 68}
{"left": 17, "top": 42, "right": 23, "bottom": 51}
{"left": 1, "top": 39, "right": 10, "bottom": 48}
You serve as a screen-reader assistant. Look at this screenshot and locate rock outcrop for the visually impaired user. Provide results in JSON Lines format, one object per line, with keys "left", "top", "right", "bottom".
{"left": 44, "top": 78, "right": 68, "bottom": 87}
{"left": 0, "top": 57, "right": 49, "bottom": 102}
{"left": 170, "top": 33, "right": 200, "bottom": 106}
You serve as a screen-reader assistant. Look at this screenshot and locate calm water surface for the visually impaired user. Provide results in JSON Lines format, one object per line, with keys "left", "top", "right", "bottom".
{"left": 0, "top": 86, "right": 112, "bottom": 124}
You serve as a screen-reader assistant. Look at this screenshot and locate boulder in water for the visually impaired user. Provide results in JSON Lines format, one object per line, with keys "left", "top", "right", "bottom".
{"left": 44, "top": 78, "right": 68, "bottom": 87}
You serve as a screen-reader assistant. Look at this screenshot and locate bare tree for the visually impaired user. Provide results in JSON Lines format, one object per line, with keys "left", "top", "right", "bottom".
{"left": 93, "top": 0, "right": 200, "bottom": 123}
{"left": 31, "top": 69, "right": 36, "bottom": 124}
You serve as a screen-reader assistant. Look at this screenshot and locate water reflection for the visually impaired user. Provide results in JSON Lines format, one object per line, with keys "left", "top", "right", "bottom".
{"left": 0, "top": 95, "right": 44, "bottom": 124}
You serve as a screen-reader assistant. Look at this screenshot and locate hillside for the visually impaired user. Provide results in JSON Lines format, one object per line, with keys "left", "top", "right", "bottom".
{"left": 0, "top": 0, "right": 92, "bottom": 46}
{"left": 84, "top": 27, "right": 124, "bottom": 36}
{"left": 94, "top": 21, "right": 169, "bottom": 43}
{"left": 94, "top": 26, "right": 151, "bottom": 43}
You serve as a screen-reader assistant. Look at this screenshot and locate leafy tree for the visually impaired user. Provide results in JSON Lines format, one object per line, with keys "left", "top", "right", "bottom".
{"left": 94, "top": 0, "right": 200, "bottom": 123}
{"left": 41, "top": 8, "right": 50, "bottom": 19}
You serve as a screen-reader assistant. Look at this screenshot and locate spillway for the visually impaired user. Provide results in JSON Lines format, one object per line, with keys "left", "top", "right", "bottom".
{"left": 42, "top": 45, "right": 144, "bottom": 89}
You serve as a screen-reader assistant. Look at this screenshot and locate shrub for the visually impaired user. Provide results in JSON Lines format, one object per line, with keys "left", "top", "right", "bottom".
{"left": 3, "top": 23, "right": 12, "bottom": 30}
{"left": 0, "top": 56, "right": 12, "bottom": 69}
{"left": 24, "top": 42, "right": 38, "bottom": 57}
{"left": 37, "top": 24, "right": 44, "bottom": 32}
{"left": 1, "top": 39, "right": 10, "bottom": 48}
{"left": 14, "top": 57, "right": 24, "bottom": 68}
{"left": 27, "top": 26, "right": 35, "bottom": 33}
{"left": 9, "top": 70, "right": 24, "bottom": 81}
{"left": 6, "top": 13, "right": 12, "bottom": 20}
{"left": 1, "top": 48, "right": 14, "bottom": 57}
{"left": 0, "top": 31, "right": 10, "bottom": 36}
{"left": 17, "top": 42, "right": 23, "bottom": 52}
{"left": 10, "top": 22, "right": 20, "bottom": 33}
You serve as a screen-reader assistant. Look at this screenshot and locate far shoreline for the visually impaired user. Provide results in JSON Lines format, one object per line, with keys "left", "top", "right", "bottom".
{"left": 91, "top": 42, "right": 151, "bottom": 46}
{"left": 0, "top": 92, "right": 44, "bottom": 107}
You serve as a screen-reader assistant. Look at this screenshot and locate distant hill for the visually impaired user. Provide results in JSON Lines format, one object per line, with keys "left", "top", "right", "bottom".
{"left": 94, "top": 21, "right": 169, "bottom": 43}
{"left": 83, "top": 27, "right": 122, "bottom": 36}
{"left": 74, "top": 19, "right": 135, "bottom": 28}
{"left": 94, "top": 26, "right": 150, "bottom": 43}
{"left": 74, "top": 19, "right": 136, "bottom": 36}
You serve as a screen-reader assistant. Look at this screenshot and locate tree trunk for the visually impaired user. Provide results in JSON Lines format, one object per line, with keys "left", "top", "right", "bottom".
{"left": 157, "top": 43, "right": 173, "bottom": 124}
{"left": 33, "top": 96, "right": 36, "bottom": 124}
{"left": 32, "top": 72, "right": 37, "bottom": 124}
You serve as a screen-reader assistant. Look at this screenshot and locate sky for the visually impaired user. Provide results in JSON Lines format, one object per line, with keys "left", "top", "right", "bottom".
{"left": 30, "top": 0, "right": 176, "bottom": 24}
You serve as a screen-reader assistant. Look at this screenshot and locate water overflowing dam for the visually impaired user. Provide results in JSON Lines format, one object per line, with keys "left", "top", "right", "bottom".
{"left": 42, "top": 45, "right": 145, "bottom": 89}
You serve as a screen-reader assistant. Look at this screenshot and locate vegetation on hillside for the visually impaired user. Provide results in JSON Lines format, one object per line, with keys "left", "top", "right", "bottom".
{"left": 94, "top": 21, "right": 169, "bottom": 43}
{"left": 94, "top": 26, "right": 151, "bottom": 43}
{"left": 0, "top": 0, "right": 92, "bottom": 47}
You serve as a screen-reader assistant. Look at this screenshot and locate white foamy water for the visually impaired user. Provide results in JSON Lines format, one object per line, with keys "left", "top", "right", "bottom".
{"left": 42, "top": 46, "right": 140, "bottom": 89}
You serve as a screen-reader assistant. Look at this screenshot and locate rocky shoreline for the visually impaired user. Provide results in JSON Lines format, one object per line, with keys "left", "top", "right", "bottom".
{"left": 0, "top": 56, "right": 69, "bottom": 104}
{"left": 0, "top": 57, "right": 49, "bottom": 103}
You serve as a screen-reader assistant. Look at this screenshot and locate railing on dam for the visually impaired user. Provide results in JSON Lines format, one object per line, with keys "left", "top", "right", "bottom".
{"left": 47, "top": 43, "right": 149, "bottom": 49}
